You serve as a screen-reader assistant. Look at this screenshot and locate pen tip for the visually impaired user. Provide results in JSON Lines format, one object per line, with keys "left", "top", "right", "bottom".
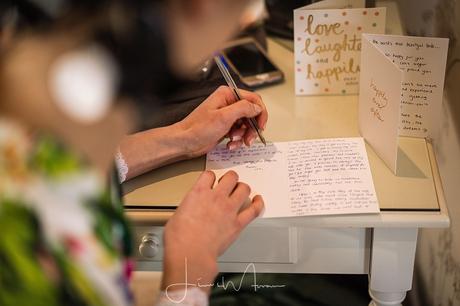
{"left": 261, "top": 138, "right": 267, "bottom": 146}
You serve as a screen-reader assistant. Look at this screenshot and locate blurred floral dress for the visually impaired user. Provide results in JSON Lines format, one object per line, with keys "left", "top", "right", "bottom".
{"left": 0, "top": 118, "right": 133, "bottom": 306}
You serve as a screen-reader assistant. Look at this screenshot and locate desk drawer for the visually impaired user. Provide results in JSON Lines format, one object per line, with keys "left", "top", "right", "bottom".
{"left": 133, "top": 226, "right": 369, "bottom": 274}
{"left": 217, "top": 228, "right": 370, "bottom": 274}
{"left": 133, "top": 226, "right": 297, "bottom": 264}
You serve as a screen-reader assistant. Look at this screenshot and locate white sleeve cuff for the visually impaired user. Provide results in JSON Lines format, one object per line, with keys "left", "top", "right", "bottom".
{"left": 115, "top": 148, "right": 129, "bottom": 183}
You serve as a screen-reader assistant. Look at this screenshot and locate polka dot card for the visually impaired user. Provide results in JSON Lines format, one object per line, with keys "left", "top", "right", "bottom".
{"left": 294, "top": 6, "right": 386, "bottom": 96}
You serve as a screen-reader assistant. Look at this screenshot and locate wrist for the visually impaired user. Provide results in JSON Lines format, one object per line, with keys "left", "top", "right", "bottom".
{"left": 168, "top": 122, "right": 189, "bottom": 157}
{"left": 118, "top": 124, "right": 189, "bottom": 180}
{"left": 162, "top": 252, "right": 218, "bottom": 294}
{"left": 162, "top": 241, "right": 218, "bottom": 293}
{"left": 162, "top": 122, "right": 190, "bottom": 161}
{"left": 171, "top": 121, "right": 199, "bottom": 159}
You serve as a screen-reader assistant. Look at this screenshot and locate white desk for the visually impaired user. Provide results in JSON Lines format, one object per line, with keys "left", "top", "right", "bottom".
{"left": 123, "top": 38, "right": 450, "bottom": 306}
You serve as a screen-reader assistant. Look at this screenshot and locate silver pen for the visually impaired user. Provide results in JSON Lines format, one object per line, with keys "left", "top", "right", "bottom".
{"left": 213, "top": 55, "right": 267, "bottom": 146}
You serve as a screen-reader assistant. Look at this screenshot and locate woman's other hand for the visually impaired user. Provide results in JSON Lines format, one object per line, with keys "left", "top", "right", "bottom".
{"left": 161, "top": 170, "right": 264, "bottom": 293}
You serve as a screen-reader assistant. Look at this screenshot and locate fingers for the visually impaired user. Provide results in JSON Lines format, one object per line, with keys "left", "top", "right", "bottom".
{"left": 229, "top": 120, "right": 256, "bottom": 147}
{"left": 194, "top": 171, "right": 216, "bottom": 190}
{"left": 215, "top": 170, "right": 239, "bottom": 196}
{"left": 237, "top": 195, "right": 264, "bottom": 229}
{"left": 226, "top": 123, "right": 258, "bottom": 148}
{"left": 219, "top": 99, "right": 263, "bottom": 127}
{"left": 239, "top": 89, "right": 268, "bottom": 130}
{"left": 227, "top": 120, "right": 256, "bottom": 147}
{"left": 243, "top": 127, "right": 257, "bottom": 146}
{"left": 227, "top": 139, "right": 243, "bottom": 151}
{"left": 228, "top": 124, "right": 246, "bottom": 140}
{"left": 208, "top": 86, "right": 239, "bottom": 108}
{"left": 230, "top": 182, "right": 251, "bottom": 204}
{"left": 227, "top": 125, "right": 246, "bottom": 150}
{"left": 211, "top": 86, "right": 268, "bottom": 133}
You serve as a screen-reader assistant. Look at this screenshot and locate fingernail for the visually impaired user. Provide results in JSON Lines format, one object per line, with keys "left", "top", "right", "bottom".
{"left": 229, "top": 143, "right": 237, "bottom": 150}
{"left": 254, "top": 104, "right": 262, "bottom": 114}
{"left": 232, "top": 135, "right": 242, "bottom": 141}
{"left": 249, "top": 137, "right": 255, "bottom": 146}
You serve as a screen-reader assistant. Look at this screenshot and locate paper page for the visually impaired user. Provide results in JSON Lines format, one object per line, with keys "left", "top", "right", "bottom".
{"left": 359, "top": 34, "right": 402, "bottom": 173}
{"left": 206, "top": 143, "right": 292, "bottom": 218}
{"left": 364, "top": 34, "right": 449, "bottom": 138}
{"left": 293, "top": 7, "right": 386, "bottom": 96}
{"left": 206, "top": 138, "right": 379, "bottom": 218}
{"left": 286, "top": 138, "right": 379, "bottom": 216}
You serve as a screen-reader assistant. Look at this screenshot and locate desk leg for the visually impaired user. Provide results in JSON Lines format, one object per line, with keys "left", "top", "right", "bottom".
{"left": 368, "top": 228, "right": 418, "bottom": 306}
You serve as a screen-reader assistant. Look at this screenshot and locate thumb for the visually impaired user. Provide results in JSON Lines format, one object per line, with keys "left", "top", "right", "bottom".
{"left": 219, "top": 99, "right": 262, "bottom": 126}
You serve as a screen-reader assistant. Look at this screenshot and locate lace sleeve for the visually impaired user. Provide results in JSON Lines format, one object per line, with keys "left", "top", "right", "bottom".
{"left": 155, "top": 288, "right": 209, "bottom": 306}
{"left": 115, "top": 148, "right": 129, "bottom": 183}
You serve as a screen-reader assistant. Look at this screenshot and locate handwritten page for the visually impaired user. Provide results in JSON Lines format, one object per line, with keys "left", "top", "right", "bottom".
{"left": 359, "top": 34, "right": 449, "bottom": 173}
{"left": 206, "top": 138, "right": 379, "bottom": 218}
{"left": 206, "top": 143, "right": 291, "bottom": 218}
{"left": 294, "top": 6, "right": 386, "bottom": 96}
{"left": 362, "top": 34, "right": 449, "bottom": 138}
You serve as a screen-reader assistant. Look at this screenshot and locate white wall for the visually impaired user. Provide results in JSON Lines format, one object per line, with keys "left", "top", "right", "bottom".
{"left": 397, "top": 0, "right": 460, "bottom": 305}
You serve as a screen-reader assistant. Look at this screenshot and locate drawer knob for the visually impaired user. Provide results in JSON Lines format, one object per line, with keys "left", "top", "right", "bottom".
{"left": 139, "top": 233, "right": 160, "bottom": 258}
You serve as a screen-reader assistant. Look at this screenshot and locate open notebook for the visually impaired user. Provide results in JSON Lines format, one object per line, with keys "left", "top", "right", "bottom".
{"left": 206, "top": 137, "right": 379, "bottom": 218}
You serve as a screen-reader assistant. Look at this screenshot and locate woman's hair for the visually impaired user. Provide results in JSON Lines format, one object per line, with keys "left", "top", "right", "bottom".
{"left": 0, "top": 0, "right": 186, "bottom": 124}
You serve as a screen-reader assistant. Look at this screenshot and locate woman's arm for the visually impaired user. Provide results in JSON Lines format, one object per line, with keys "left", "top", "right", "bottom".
{"left": 117, "top": 86, "right": 268, "bottom": 182}
{"left": 117, "top": 123, "right": 188, "bottom": 181}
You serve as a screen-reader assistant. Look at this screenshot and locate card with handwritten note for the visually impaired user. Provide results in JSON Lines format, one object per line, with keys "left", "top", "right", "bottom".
{"left": 359, "top": 34, "right": 449, "bottom": 173}
{"left": 294, "top": 3, "right": 386, "bottom": 96}
{"left": 206, "top": 138, "right": 379, "bottom": 218}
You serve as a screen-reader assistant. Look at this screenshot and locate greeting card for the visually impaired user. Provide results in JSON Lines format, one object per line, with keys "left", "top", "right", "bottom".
{"left": 359, "top": 34, "right": 449, "bottom": 173}
{"left": 294, "top": 6, "right": 386, "bottom": 95}
{"left": 306, "top": 0, "right": 365, "bottom": 10}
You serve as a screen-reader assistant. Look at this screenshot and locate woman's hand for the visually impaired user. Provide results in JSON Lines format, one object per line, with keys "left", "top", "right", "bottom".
{"left": 118, "top": 86, "right": 268, "bottom": 181}
{"left": 177, "top": 85, "right": 268, "bottom": 157}
{"left": 161, "top": 170, "right": 264, "bottom": 293}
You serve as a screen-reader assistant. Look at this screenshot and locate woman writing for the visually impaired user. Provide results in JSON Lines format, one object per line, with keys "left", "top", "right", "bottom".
{"left": 0, "top": 0, "right": 267, "bottom": 305}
